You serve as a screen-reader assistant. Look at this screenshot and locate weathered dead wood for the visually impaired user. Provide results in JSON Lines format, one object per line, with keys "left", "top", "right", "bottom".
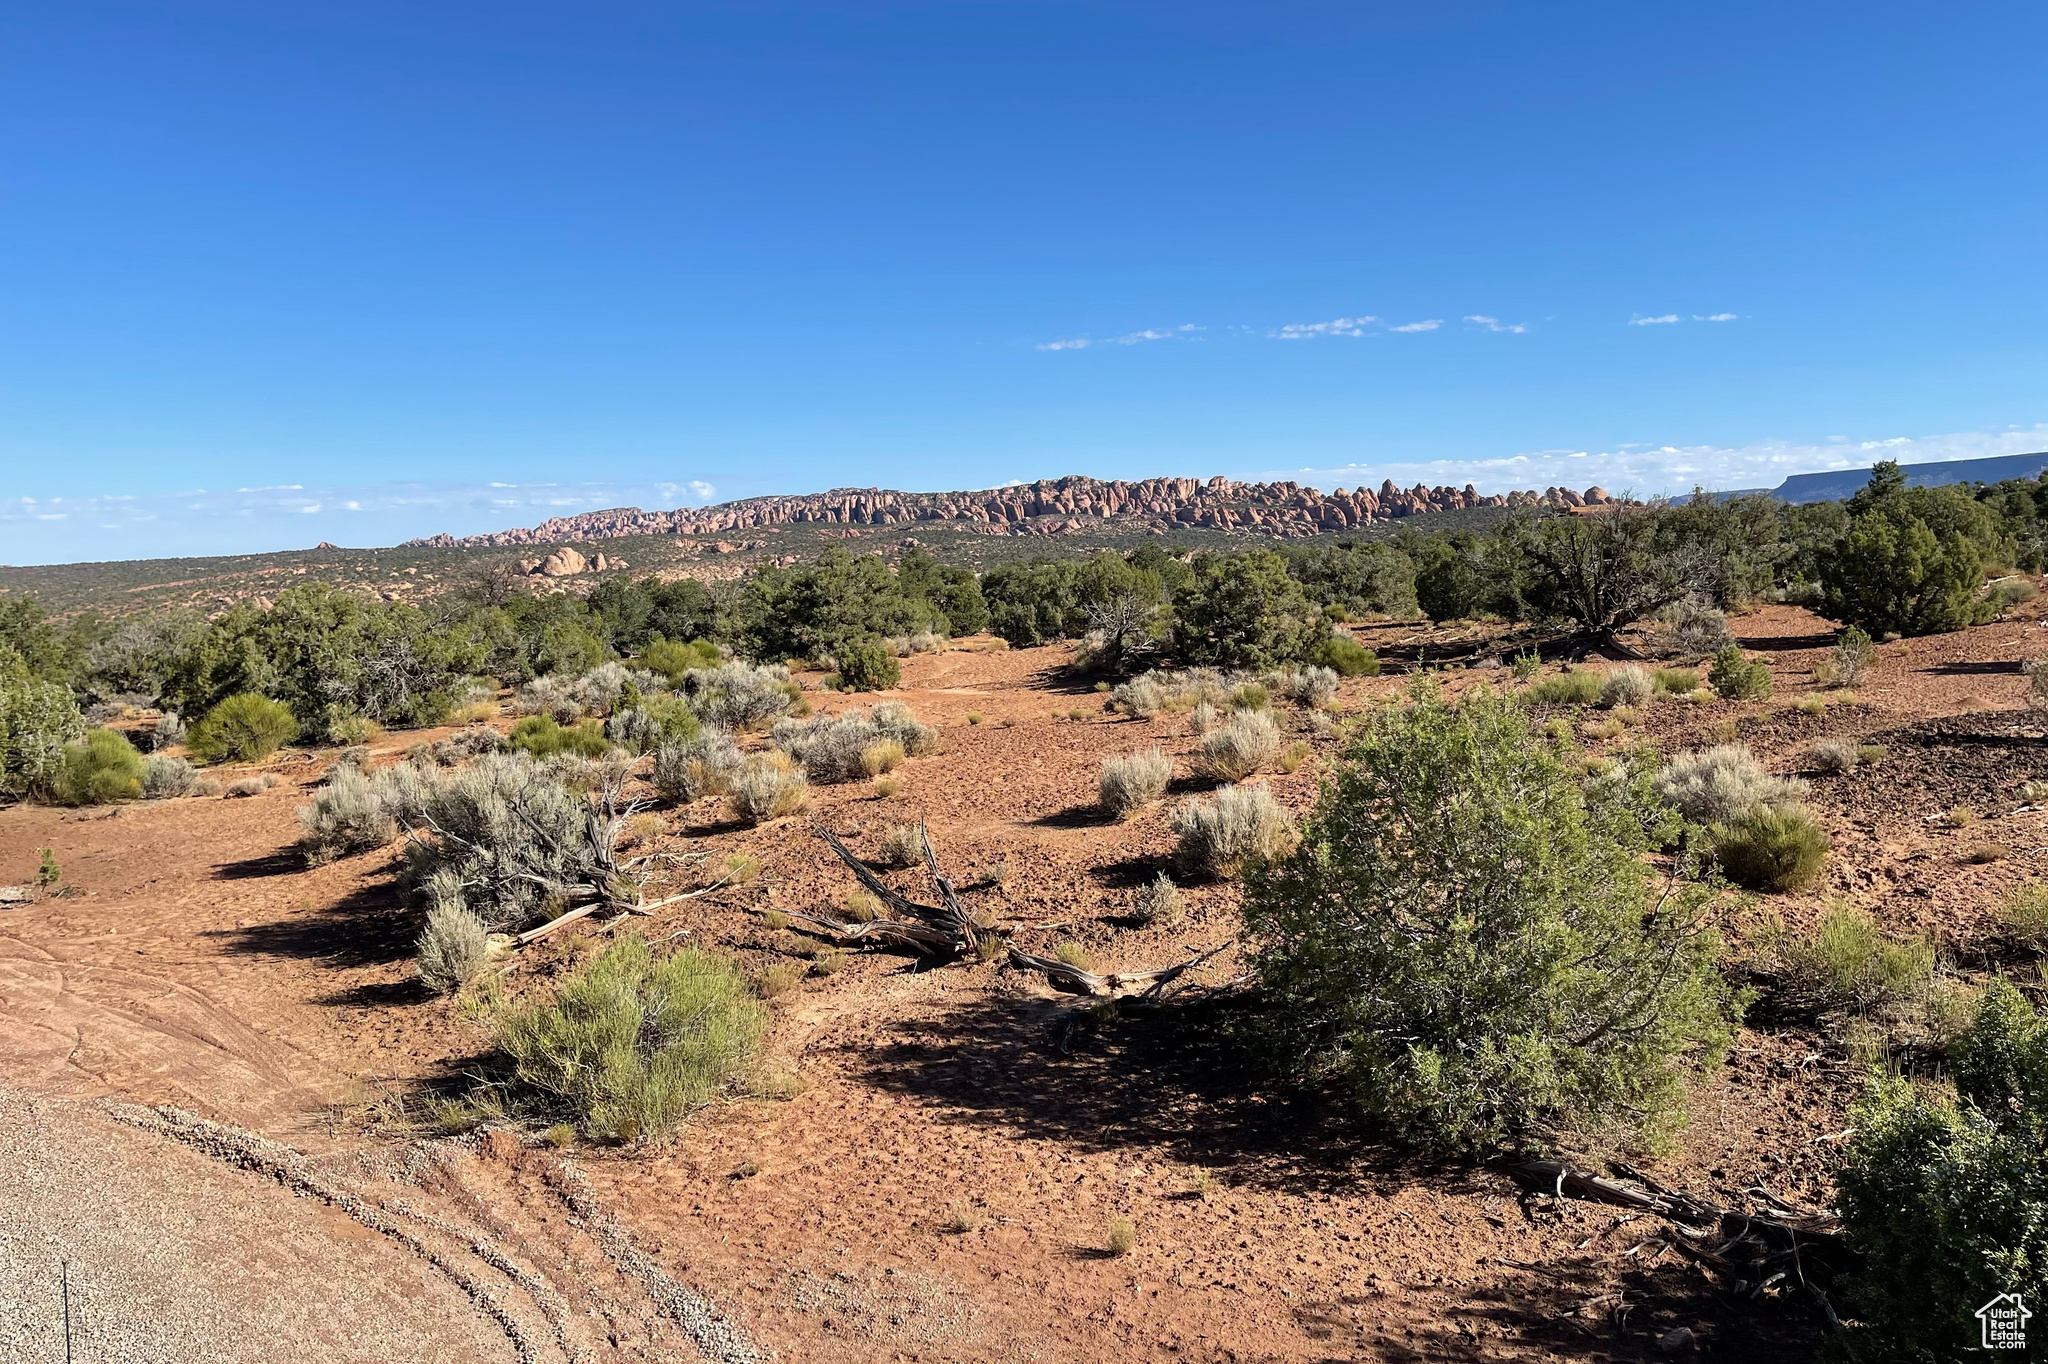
{"left": 515, "top": 901, "right": 604, "bottom": 945}
{"left": 515, "top": 848, "right": 752, "bottom": 948}
{"left": 1006, "top": 940, "right": 1234, "bottom": 997}
{"left": 771, "top": 908, "right": 956, "bottom": 952}
{"left": 813, "top": 824, "right": 986, "bottom": 957}
{"left": 918, "top": 825, "right": 984, "bottom": 955}
{"left": 1507, "top": 1159, "right": 1856, "bottom": 1311}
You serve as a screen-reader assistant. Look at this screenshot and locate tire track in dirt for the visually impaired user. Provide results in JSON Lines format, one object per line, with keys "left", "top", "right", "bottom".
{"left": 0, "top": 933, "right": 332, "bottom": 1127}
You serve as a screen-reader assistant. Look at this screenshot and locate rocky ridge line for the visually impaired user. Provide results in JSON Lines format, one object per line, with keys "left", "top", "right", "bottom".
{"left": 405, "top": 473, "right": 1614, "bottom": 549}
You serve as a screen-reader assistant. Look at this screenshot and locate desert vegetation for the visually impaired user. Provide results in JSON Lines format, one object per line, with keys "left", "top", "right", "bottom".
{"left": 13, "top": 457, "right": 2048, "bottom": 1357}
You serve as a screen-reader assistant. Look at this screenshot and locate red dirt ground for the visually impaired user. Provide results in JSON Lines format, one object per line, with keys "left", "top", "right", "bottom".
{"left": 6, "top": 600, "right": 2047, "bottom": 1360}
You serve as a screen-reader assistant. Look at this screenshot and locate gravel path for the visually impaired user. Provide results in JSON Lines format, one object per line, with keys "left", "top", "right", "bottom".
{"left": 0, "top": 1088, "right": 516, "bottom": 1364}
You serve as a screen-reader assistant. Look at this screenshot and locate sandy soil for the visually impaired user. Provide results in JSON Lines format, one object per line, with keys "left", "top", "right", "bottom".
{"left": 4, "top": 602, "right": 2047, "bottom": 1360}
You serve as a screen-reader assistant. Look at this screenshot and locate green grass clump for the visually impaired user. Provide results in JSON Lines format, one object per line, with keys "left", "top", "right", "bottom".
{"left": 1524, "top": 669, "right": 1604, "bottom": 706}
{"left": 1776, "top": 906, "right": 1932, "bottom": 1014}
{"left": 509, "top": 714, "right": 611, "bottom": 760}
{"left": 1713, "top": 803, "right": 1830, "bottom": 892}
{"left": 497, "top": 937, "right": 766, "bottom": 1145}
{"left": 1313, "top": 634, "right": 1380, "bottom": 677}
{"left": 638, "top": 637, "right": 722, "bottom": 684}
{"left": 1652, "top": 667, "right": 1699, "bottom": 694}
{"left": 1998, "top": 885, "right": 2048, "bottom": 951}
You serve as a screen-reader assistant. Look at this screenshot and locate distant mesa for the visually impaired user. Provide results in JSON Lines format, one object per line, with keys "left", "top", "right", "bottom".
{"left": 1772, "top": 451, "right": 2048, "bottom": 504}
{"left": 406, "top": 474, "right": 1615, "bottom": 552}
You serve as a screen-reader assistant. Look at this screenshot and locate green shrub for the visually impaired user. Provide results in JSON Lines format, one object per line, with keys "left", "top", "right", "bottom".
{"left": 1313, "top": 633, "right": 1379, "bottom": 677}
{"left": 1172, "top": 549, "right": 1326, "bottom": 669}
{"left": 417, "top": 903, "right": 491, "bottom": 995}
{"left": 834, "top": 634, "right": 901, "bottom": 691}
{"left": 605, "top": 694, "right": 700, "bottom": 754}
{"left": 1510, "top": 651, "right": 1541, "bottom": 681}
{"left": 652, "top": 729, "right": 744, "bottom": 803}
{"left": 1228, "top": 681, "right": 1271, "bottom": 711}
{"left": 1651, "top": 667, "right": 1698, "bottom": 694}
{"left": 508, "top": 714, "right": 611, "bottom": 760}
{"left": 1834, "top": 982, "right": 2048, "bottom": 1359}
{"left": 1170, "top": 784, "right": 1297, "bottom": 877}
{"left": 1707, "top": 646, "right": 1772, "bottom": 700}
{"left": 187, "top": 694, "right": 298, "bottom": 763}
{"left": 1099, "top": 749, "right": 1173, "bottom": 818}
{"left": 1776, "top": 907, "right": 1933, "bottom": 1015}
{"left": 142, "top": 753, "right": 198, "bottom": 798}
{"left": 51, "top": 728, "right": 146, "bottom": 805}
{"left": 1713, "top": 803, "right": 1829, "bottom": 892}
{"left": 638, "top": 638, "right": 722, "bottom": 684}
{"left": 1996, "top": 578, "right": 2040, "bottom": 610}
{"left": 297, "top": 762, "right": 407, "bottom": 864}
{"left": 1832, "top": 625, "right": 1875, "bottom": 686}
{"left": 1240, "top": 683, "right": 1735, "bottom": 1153}
{"left": 0, "top": 666, "right": 84, "bottom": 799}
{"left": 1196, "top": 709, "right": 1281, "bottom": 782}
{"left": 1820, "top": 489, "right": 2000, "bottom": 637}
{"left": 1524, "top": 669, "right": 1604, "bottom": 706}
{"left": 498, "top": 937, "right": 767, "bottom": 1144}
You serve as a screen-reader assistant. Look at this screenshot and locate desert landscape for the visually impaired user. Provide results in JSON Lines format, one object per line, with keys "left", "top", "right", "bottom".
{"left": 7, "top": 489, "right": 2048, "bottom": 1360}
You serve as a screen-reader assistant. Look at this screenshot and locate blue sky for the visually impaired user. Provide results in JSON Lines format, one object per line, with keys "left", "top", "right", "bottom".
{"left": 3, "top": 1, "right": 2044, "bottom": 564}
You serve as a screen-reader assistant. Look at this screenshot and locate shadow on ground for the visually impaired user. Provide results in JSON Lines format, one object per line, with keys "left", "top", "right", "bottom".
{"left": 204, "top": 878, "right": 417, "bottom": 972}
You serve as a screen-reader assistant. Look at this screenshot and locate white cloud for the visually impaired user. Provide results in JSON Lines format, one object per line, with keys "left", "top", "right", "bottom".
{"left": 1464, "top": 315, "right": 1528, "bottom": 334}
{"left": 1696, "top": 313, "right": 1739, "bottom": 322}
{"left": 1271, "top": 316, "right": 1378, "bottom": 339}
{"left": 1390, "top": 319, "right": 1442, "bottom": 333}
{"left": 1246, "top": 422, "right": 2048, "bottom": 502}
{"left": 0, "top": 475, "right": 728, "bottom": 564}
{"left": 1630, "top": 314, "right": 1681, "bottom": 325}
{"left": 1039, "top": 323, "right": 1199, "bottom": 351}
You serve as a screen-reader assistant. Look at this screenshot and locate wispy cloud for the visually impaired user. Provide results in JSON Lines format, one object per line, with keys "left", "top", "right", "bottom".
{"left": 1389, "top": 319, "right": 1442, "bottom": 333}
{"left": 1247, "top": 423, "right": 2048, "bottom": 502}
{"left": 1695, "top": 313, "right": 1740, "bottom": 322}
{"left": 1271, "top": 316, "right": 1377, "bottom": 339}
{"left": 1630, "top": 314, "right": 1681, "bottom": 326}
{"left": 0, "top": 478, "right": 725, "bottom": 566}
{"left": 1464, "top": 315, "right": 1528, "bottom": 334}
{"left": 1037, "top": 323, "right": 1200, "bottom": 351}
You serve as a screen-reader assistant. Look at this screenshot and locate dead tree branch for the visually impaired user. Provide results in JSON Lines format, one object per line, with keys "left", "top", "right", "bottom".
{"left": 1506, "top": 1160, "right": 1856, "bottom": 1314}
{"left": 1006, "top": 940, "right": 1235, "bottom": 997}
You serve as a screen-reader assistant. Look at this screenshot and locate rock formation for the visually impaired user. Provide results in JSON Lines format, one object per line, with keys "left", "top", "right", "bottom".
{"left": 406, "top": 474, "right": 1617, "bottom": 550}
